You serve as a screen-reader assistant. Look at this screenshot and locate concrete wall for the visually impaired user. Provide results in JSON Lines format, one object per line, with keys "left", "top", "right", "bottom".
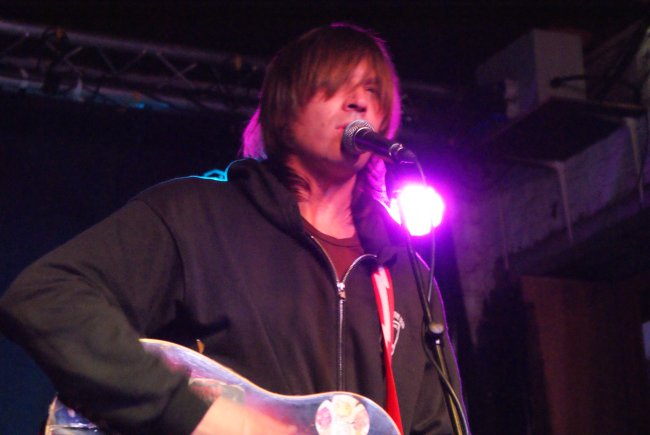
{"left": 449, "top": 115, "right": 649, "bottom": 340}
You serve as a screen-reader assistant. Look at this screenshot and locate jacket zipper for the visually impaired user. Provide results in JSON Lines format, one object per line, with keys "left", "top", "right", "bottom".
{"left": 308, "top": 235, "right": 376, "bottom": 390}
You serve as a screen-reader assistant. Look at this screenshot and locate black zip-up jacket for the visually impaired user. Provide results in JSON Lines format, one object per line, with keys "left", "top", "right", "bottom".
{"left": 0, "top": 159, "right": 463, "bottom": 434}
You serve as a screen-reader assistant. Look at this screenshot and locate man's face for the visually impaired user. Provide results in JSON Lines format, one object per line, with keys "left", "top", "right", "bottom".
{"left": 288, "top": 61, "right": 385, "bottom": 181}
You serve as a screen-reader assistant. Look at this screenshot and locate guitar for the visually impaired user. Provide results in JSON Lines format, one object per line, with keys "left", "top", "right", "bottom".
{"left": 45, "top": 339, "right": 400, "bottom": 434}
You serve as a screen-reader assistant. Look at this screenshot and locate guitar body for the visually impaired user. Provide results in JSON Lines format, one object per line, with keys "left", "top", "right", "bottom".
{"left": 45, "top": 339, "right": 400, "bottom": 434}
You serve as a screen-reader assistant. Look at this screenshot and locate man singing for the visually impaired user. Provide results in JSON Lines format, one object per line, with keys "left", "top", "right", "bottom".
{"left": 0, "top": 23, "right": 464, "bottom": 434}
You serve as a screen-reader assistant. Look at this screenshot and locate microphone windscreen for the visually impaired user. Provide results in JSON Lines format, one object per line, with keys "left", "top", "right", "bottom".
{"left": 341, "top": 119, "right": 373, "bottom": 156}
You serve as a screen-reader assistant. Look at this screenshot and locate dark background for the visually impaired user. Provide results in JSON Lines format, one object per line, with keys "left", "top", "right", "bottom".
{"left": 1, "top": 1, "right": 648, "bottom": 434}
{"left": 1, "top": 0, "right": 647, "bottom": 86}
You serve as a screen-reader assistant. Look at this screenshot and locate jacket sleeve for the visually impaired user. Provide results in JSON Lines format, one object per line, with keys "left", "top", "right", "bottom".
{"left": 410, "top": 278, "right": 467, "bottom": 435}
{"left": 0, "top": 199, "right": 209, "bottom": 434}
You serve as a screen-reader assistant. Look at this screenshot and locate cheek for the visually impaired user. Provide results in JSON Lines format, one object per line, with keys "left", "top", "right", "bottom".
{"left": 370, "top": 116, "right": 385, "bottom": 134}
{"left": 298, "top": 109, "right": 326, "bottom": 133}
{"left": 288, "top": 119, "right": 325, "bottom": 152}
{"left": 367, "top": 105, "right": 385, "bottom": 131}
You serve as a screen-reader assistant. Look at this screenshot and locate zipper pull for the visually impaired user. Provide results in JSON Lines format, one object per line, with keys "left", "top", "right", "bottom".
{"left": 337, "top": 281, "right": 346, "bottom": 299}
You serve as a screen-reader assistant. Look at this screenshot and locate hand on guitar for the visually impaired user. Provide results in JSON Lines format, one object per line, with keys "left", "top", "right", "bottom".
{"left": 192, "top": 397, "right": 297, "bottom": 435}
{"left": 47, "top": 340, "right": 398, "bottom": 434}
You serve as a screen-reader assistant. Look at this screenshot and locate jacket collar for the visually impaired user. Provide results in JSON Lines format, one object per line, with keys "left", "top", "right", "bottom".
{"left": 353, "top": 193, "right": 404, "bottom": 265}
{"left": 227, "top": 158, "right": 405, "bottom": 264}
{"left": 226, "top": 159, "right": 304, "bottom": 237}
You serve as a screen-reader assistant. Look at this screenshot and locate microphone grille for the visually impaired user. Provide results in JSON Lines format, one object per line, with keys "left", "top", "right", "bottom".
{"left": 342, "top": 119, "right": 373, "bottom": 155}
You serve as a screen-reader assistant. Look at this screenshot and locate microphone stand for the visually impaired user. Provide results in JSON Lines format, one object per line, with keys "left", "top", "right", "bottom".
{"left": 390, "top": 162, "right": 469, "bottom": 435}
{"left": 425, "top": 322, "right": 465, "bottom": 435}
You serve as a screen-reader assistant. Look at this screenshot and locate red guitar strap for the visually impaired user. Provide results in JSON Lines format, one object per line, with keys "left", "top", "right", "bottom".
{"left": 371, "top": 266, "right": 404, "bottom": 434}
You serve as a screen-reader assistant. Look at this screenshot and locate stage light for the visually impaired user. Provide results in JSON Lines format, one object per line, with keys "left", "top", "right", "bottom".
{"left": 389, "top": 183, "right": 445, "bottom": 236}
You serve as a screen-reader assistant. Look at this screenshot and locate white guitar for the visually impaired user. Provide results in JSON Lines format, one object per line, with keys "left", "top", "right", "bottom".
{"left": 45, "top": 339, "right": 400, "bottom": 435}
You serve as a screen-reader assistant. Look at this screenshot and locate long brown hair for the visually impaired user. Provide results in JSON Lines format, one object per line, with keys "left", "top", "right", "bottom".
{"left": 241, "top": 23, "right": 401, "bottom": 203}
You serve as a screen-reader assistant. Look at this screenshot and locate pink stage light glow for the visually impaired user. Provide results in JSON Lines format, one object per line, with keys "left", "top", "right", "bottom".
{"left": 388, "top": 184, "right": 445, "bottom": 236}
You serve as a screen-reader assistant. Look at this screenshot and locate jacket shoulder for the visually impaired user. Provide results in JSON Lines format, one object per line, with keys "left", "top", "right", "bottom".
{"left": 134, "top": 176, "right": 235, "bottom": 206}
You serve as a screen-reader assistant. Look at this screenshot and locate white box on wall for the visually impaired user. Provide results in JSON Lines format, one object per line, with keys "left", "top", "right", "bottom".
{"left": 476, "top": 29, "right": 586, "bottom": 118}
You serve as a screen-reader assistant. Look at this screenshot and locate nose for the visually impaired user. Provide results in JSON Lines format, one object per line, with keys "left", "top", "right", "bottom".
{"left": 345, "top": 87, "right": 367, "bottom": 114}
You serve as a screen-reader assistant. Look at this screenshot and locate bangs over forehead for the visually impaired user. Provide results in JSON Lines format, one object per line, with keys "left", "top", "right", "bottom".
{"left": 294, "top": 26, "right": 397, "bottom": 128}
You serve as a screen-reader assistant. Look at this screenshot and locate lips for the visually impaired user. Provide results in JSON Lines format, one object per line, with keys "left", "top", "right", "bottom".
{"left": 337, "top": 120, "right": 360, "bottom": 130}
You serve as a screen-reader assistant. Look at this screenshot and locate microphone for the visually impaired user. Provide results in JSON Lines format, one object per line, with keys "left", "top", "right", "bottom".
{"left": 341, "top": 120, "right": 416, "bottom": 163}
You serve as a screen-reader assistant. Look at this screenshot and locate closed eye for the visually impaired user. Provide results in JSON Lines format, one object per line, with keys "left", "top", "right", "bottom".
{"left": 365, "top": 85, "right": 379, "bottom": 96}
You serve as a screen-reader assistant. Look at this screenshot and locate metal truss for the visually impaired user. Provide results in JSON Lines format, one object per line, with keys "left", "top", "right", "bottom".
{"left": 0, "top": 20, "right": 266, "bottom": 116}
{"left": 0, "top": 18, "right": 460, "bottom": 146}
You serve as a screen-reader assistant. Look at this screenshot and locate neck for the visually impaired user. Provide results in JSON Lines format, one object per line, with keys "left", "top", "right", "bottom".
{"left": 288, "top": 159, "right": 358, "bottom": 239}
